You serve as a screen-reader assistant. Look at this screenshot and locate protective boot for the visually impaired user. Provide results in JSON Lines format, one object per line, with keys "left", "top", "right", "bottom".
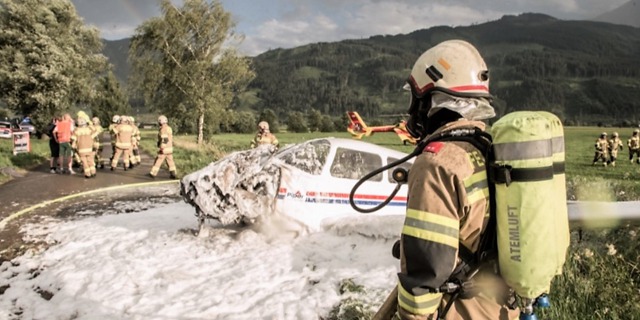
{"left": 170, "top": 171, "right": 177, "bottom": 179}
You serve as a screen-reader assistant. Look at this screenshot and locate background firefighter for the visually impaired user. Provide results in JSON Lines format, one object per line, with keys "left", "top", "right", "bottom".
{"left": 394, "top": 40, "right": 519, "bottom": 320}
{"left": 592, "top": 132, "right": 609, "bottom": 166}
{"left": 71, "top": 117, "right": 97, "bottom": 178}
{"left": 108, "top": 115, "right": 120, "bottom": 163}
{"left": 628, "top": 129, "right": 640, "bottom": 164}
{"left": 110, "top": 116, "right": 134, "bottom": 171}
{"left": 149, "top": 115, "right": 177, "bottom": 179}
{"left": 608, "top": 132, "right": 623, "bottom": 167}
{"left": 250, "top": 121, "right": 279, "bottom": 148}
{"left": 92, "top": 117, "right": 104, "bottom": 169}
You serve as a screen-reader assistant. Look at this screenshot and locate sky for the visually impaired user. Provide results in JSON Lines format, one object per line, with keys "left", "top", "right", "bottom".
{"left": 69, "top": 0, "right": 629, "bottom": 56}
{"left": 0, "top": 196, "right": 403, "bottom": 319}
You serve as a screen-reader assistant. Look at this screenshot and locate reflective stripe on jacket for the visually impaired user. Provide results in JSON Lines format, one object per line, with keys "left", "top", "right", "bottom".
{"left": 72, "top": 127, "right": 95, "bottom": 155}
{"left": 114, "top": 124, "right": 134, "bottom": 149}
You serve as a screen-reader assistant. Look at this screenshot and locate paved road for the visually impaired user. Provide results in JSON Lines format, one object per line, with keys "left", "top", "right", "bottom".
{"left": 0, "top": 142, "right": 179, "bottom": 262}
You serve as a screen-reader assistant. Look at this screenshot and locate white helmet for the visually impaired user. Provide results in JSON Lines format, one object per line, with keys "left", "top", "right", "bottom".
{"left": 158, "top": 115, "right": 168, "bottom": 124}
{"left": 613, "top": 132, "right": 619, "bottom": 137}
{"left": 405, "top": 40, "right": 493, "bottom": 139}
{"left": 112, "top": 115, "right": 120, "bottom": 123}
{"left": 405, "top": 39, "right": 491, "bottom": 99}
{"left": 258, "top": 121, "right": 269, "bottom": 130}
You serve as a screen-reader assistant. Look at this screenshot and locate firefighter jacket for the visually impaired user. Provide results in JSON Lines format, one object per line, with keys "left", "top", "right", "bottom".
{"left": 397, "top": 119, "right": 519, "bottom": 320}
{"left": 608, "top": 137, "right": 623, "bottom": 156}
{"left": 71, "top": 126, "right": 96, "bottom": 155}
{"left": 114, "top": 123, "right": 134, "bottom": 150}
{"left": 108, "top": 123, "right": 118, "bottom": 145}
{"left": 251, "top": 132, "right": 279, "bottom": 148}
{"left": 594, "top": 137, "right": 609, "bottom": 155}
{"left": 157, "top": 124, "right": 174, "bottom": 155}
{"left": 629, "top": 135, "right": 640, "bottom": 150}
{"left": 93, "top": 126, "right": 103, "bottom": 149}
{"left": 131, "top": 125, "right": 141, "bottom": 147}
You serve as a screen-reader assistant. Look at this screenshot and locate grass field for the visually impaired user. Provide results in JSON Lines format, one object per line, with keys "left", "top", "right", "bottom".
{"left": 3, "top": 126, "right": 640, "bottom": 318}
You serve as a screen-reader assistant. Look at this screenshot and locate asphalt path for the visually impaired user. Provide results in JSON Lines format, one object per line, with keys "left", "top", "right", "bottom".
{"left": 0, "top": 142, "right": 180, "bottom": 262}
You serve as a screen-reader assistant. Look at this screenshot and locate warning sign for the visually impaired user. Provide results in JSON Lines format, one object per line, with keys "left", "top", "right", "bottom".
{"left": 12, "top": 131, "right": 30, "bottom": 155}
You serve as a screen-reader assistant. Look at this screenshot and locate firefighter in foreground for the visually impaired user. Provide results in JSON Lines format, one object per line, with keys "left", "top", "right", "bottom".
{"left": 396, "top": 40, "right": 519, "bottom": 320}
{"left": 628, "top": 129, "right": 640, "bottom": 164}
{"left": 592, "top": 132, "right": 609, "bottom": 166}
{"left": 71, "top": 117, "right": 97, "bottom": 178}
{"left": 250, "top": 121, "right": 279, "bottom": 148}
{"left": 608, "top": 132, "right": 623, "bottom": 167}
{"left": 149, "top": 115, "right": 177, "bottom": 179}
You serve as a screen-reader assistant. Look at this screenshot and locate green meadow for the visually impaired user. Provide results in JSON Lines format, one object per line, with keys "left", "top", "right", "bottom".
{"left": 2, "top": 126, "right": 639, "bottom": 319}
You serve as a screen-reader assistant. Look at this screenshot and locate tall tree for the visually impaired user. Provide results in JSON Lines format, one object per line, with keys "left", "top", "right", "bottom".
{"left": 91, "top": 71, "right": 131, "bottom": 126}
{"left": 128, "top": 0, "right": 255, "bottom": 144}
{"left": 0, "top": 0, "right": 108, "bottom": 130}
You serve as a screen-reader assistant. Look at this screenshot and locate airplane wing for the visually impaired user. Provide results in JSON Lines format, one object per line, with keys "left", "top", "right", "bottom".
{"left": 568, "top": 200, "right": 640, "bottom": 227}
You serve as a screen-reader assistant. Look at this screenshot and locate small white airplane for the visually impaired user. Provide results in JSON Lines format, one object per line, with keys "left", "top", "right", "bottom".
{"left": 180, "top": 138, "right": 640, "bottom": 233}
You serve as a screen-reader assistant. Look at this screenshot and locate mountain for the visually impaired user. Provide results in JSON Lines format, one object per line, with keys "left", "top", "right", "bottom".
{"left": 102, "top": 13, "right": 640, "bottom": 126}
{"left": 593, "top": 1, "right": 640, "bottom": 28}
{"left": 102, "top": 38, "right": 131, "bottom": 84}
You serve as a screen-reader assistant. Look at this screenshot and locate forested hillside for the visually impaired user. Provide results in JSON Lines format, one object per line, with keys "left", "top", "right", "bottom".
{"left": 105, "top": 13, "right": 640, "bottom": 126}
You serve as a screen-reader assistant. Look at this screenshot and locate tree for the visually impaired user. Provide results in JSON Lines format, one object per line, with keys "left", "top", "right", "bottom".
{"left": 258, "top": 108, "right": 279, "bottom": 133}
{"left": 306, "top": 109, "right": 323, "bottom": 132}
{"left": 0, "top": 0, "right": 108, "bottom": 131}
{"left": 286, "top": 111, "right": 308, "bottom": 133}
{"left": 91, "top": 71, "right": 131, "bottom": 127}
{"left": 128, "top": 0, "right": 255, "bottom": 145}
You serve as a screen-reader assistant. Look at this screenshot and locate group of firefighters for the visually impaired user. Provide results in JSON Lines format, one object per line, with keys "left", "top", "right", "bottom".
{"left": 49, "top": 112, "right": 176, "bottom": 179}
{"left": 592, "top": 129, "right": 640, "bottom": 166}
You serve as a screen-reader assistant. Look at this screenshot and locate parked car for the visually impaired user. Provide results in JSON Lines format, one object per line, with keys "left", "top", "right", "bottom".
{"left": 18, "top": 117, "right": 37, "bottom": 137}
{"left": 0, "top": 121, "right": 20, "bottom": 139}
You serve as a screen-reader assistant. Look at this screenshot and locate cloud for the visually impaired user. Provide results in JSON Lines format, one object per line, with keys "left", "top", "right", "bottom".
{"left": 70, "top": 0, "right": 630, "bottom": 55}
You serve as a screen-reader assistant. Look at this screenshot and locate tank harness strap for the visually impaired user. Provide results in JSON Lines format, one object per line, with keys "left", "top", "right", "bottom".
{"left": 420, "top": 128, "right": 499, "bottom": 319}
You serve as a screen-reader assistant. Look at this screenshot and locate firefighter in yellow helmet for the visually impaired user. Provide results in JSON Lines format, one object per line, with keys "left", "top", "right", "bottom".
{"left": 394, "top": 40, "right": 519, "bottom": 320}
{"left": 70, "top": 117, "right": 97, "bottom": 178}
{"left": 592, "top": 132, "right": 609, "bottom": 166}
{"left": 110, "top": 115, "right": 135, "bottom": 170}
{"left": 149, "top": 115, "right": 177, "bottom": 179}
{"left": 629, "top": 129, "right": 640, "bottom": 164}
{"left": 607, "top": 132, "right": 623, "bottom": 167}
{"left": 92, "top": 117, "right": 105, "bottom": 169}
{"left": 250, "top": 121, "right": 279, "bottom": 148}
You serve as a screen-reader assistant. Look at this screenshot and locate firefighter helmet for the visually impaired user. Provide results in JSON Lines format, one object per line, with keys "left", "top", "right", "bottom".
{"left": 634, "top": 129, "right": 639, "bottom": 134}
{"left": 613, "top": 132, "right": 619, "bottom": 137}
{"left": 112, "top": 115, "right": 120, "bottom": 123}
{"left": 158, "top": 115, "right": 168, "bottom": 124}
{"left": 258, "top": 121, "right": 269, "bottom": 130}
{"left": 405, "top": 39, "right": 491, "bottom": 99}
{"left": 404, "top": 40, "right": 493, "bottom": 139}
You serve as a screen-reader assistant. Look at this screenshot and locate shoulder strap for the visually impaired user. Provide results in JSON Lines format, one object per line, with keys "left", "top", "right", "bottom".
{"left": 426, "top": 127, "right": 497, "bottom": 274}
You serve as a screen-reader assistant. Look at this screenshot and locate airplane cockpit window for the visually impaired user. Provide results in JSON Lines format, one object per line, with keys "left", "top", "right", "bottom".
{"left": 330, "top": 148, "right": 383, "bottom": 181}
{"left": 276, "top": 139, "right": 330, "bottom": 175}
{"left": 387, "top": 157, "right": 413, "bottom": 183}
